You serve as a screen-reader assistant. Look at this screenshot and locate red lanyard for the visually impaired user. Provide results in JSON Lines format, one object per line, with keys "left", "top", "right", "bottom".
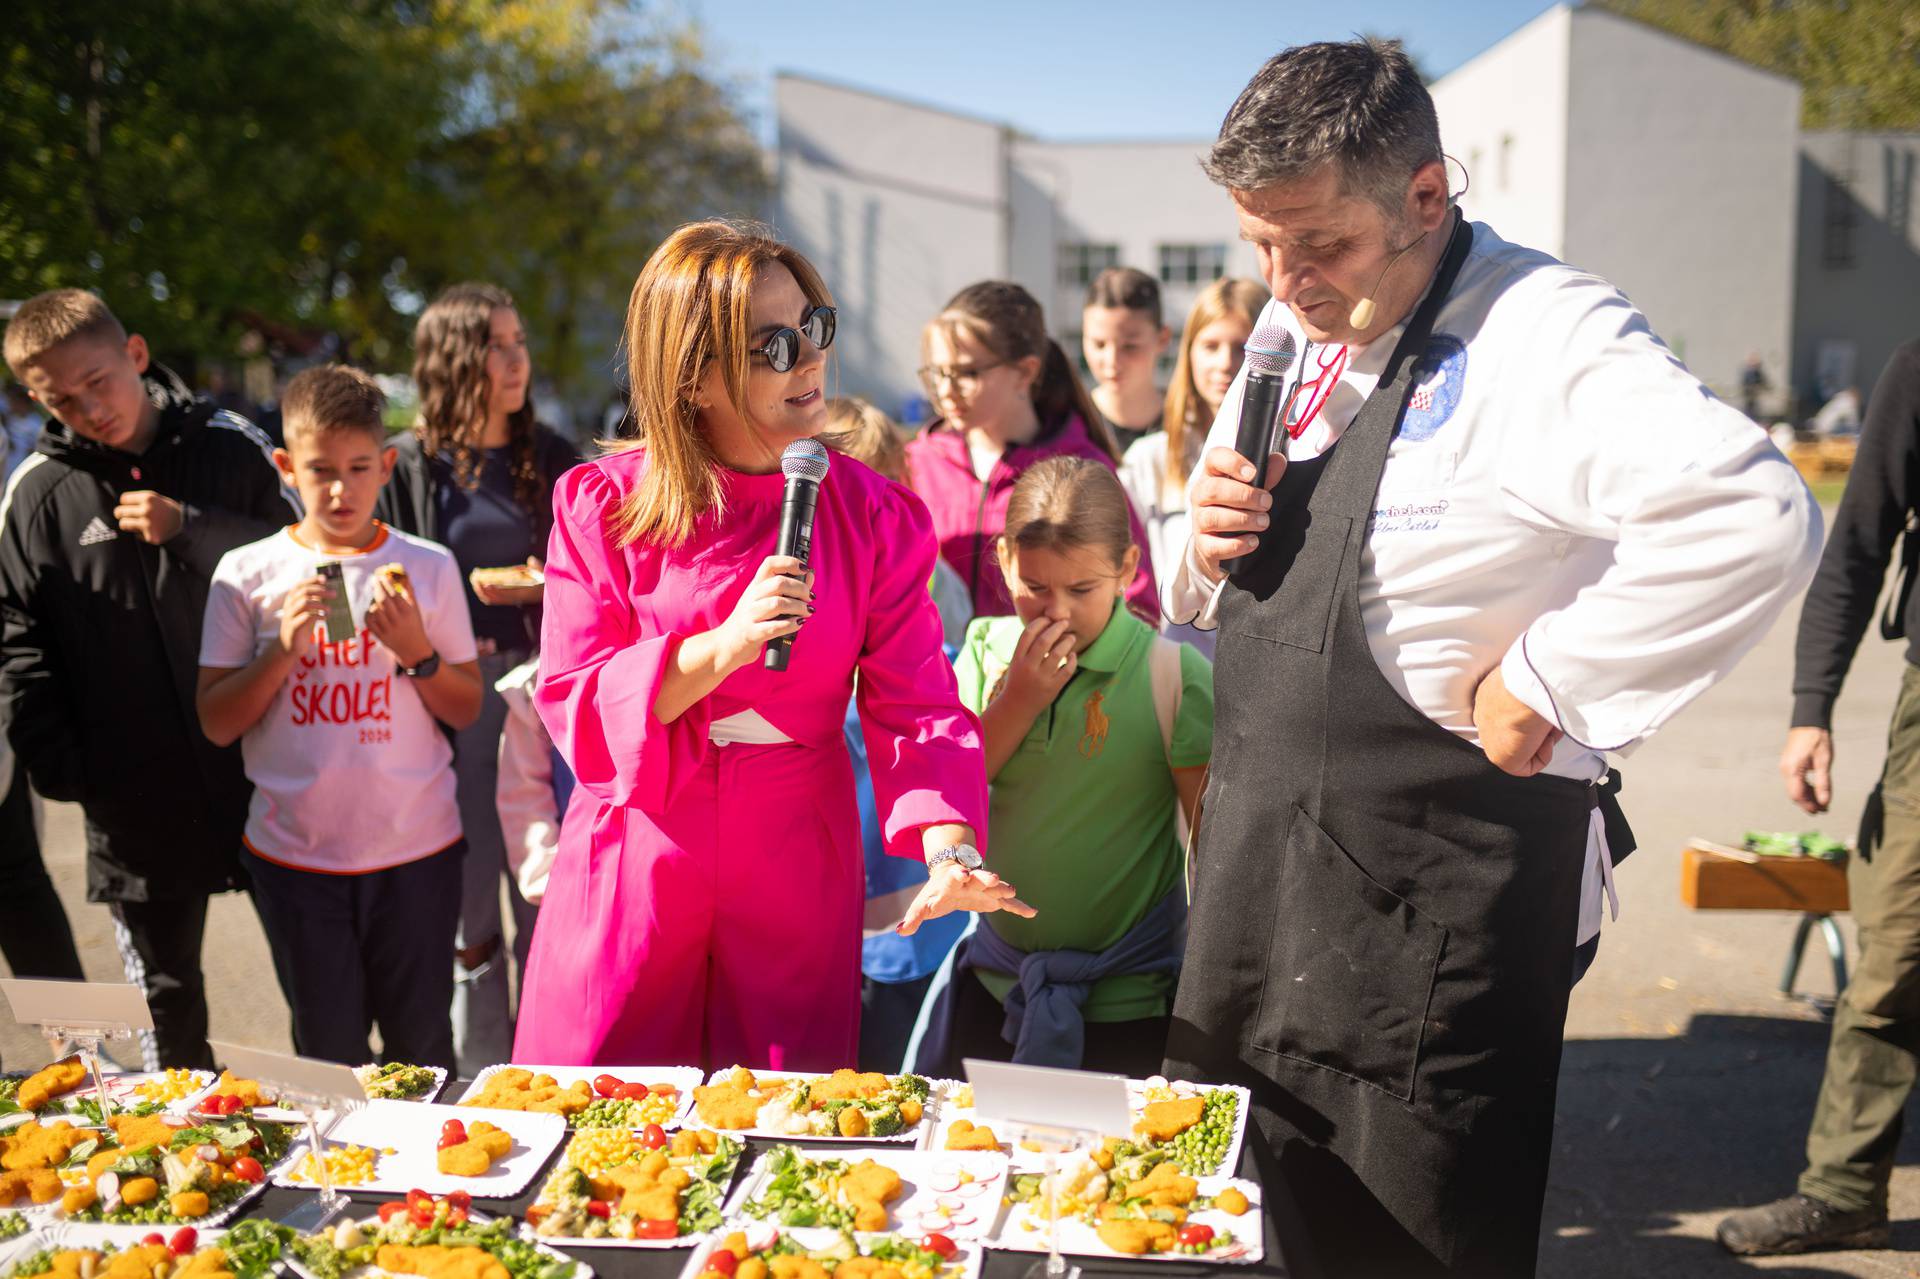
{"left": 1281, "top": 341, "right": 1350, "bottom": 440}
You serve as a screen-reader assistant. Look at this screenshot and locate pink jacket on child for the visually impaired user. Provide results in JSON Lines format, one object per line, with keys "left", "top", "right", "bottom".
{"left": 904, "top": 413, "right": 1159, "bottom": 622}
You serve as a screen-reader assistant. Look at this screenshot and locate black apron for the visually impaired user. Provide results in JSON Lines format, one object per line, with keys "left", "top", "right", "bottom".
{"left": 1166, "top": 212, "right": 1623, "bottom": 1277}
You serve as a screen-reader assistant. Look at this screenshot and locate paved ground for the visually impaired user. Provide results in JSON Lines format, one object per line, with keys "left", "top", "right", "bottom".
{"left": 2, "top": 507, "right": 1916, "bottom": 1275}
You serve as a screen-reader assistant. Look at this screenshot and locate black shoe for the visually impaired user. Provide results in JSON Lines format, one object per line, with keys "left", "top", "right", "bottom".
{"left": 1715, "top": 1193, "right": 1889, "bottom": 1256}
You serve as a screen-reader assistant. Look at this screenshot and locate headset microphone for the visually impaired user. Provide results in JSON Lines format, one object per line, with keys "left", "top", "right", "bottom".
{"left": 1348, "top": 229, "right": 1432, "bottom": 332}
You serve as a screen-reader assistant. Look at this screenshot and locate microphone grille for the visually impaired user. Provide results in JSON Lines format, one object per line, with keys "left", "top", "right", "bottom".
{"left": 780, "top": 437, "right": 831, "bottom": 484}
{"left": 1244, "top": 326, "right": 1297, "bottom": 377}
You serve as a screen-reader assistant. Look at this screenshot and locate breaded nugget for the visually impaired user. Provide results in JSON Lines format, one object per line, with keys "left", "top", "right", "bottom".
{"left": 724, "top": 1067, "right": 757, "bottom": 1091}
{"left": 1, "top": 1118, "right": 89, "bottom": 1170}
{"left": 1095, "top": 1217, "right": 1178, "bottom": 1254}
{"left": 1134, "top": 1096, "right": 1206, "bottom": 1144}
{"left": 108, "top": 1113, "right": 179, "bottom": 1153}
{"left": 1127, "top": 1161, "right": 1198, "bottom": 1207}
{"left": 376, "top": 1246, "right": 510, "bottom": 1279}
{"left": 1215, "top": 1185, "right": 1250, "bottom": 1215}
{"left": 18, "top": 1056, "right": 86, "bottom": 1110}
{"left": 26, "top": 1168, "right": 60, "bottom": 1203}
{"left": 944, "top": 1119, "right": 1000, "bottom": 1152}
{"left": 809, "top": 1070, "right": 890, "bottom": 1104}
{"left": 211, "top": 1071, "right": 267, "bottom": 1107}
{"left": 843, "top": 1159, "right": 902, "bottom": 1205}
{"left": 436, "top": 1141, "right": 494, "bottom": 1177}
{"left": 831, "top": 1261, "right": 909, "bottom": 1279}
{"left": 468, "top": 1121, "right": 513, "bottom": 1160}
{"left": 692, "top": 1085, "right": 763, "bottom": 1130}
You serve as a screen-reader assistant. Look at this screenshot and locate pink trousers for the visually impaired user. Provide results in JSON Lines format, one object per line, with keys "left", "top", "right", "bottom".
{"left": 513, "top": 740, "right": 864, "bottom": 1071}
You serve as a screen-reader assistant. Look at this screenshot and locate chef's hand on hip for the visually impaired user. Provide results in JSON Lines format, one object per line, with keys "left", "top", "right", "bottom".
{"left": 1473, "top": 666, "right": 1561, "bottom": 777}
{"left": 1189, "top": 446, "right": 1286, "bottom": 584}
{"left": 1779, "top": 726, "right": 1834, "bottom": 815}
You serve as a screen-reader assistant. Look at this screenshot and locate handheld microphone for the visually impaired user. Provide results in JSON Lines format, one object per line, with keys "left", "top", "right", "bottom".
{"left": 1227, "top": 326, "right": 1298, "bottom": 582}
{"left": 765, "top": 438, "right": 831, "bottom": 672}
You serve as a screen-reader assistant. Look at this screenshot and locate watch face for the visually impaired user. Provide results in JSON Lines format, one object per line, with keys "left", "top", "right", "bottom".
{"left": 956, "top": 847, "right": 983, "bottom": 869}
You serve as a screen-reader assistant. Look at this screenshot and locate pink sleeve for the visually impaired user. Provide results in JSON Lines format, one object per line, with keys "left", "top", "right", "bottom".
{"left": 1122, "top": 496, "right": 1161, "bottom": 624}
{"left": 856, "top": 483, "right": 990, "bottom": 858}
{"left": 534, "top": 463, "right": 711, "bottom": 814}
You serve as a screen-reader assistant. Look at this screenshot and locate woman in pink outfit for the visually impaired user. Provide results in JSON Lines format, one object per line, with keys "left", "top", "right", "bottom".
{"left": 515, "top": 221, "right": 1033, "bottom": 1071}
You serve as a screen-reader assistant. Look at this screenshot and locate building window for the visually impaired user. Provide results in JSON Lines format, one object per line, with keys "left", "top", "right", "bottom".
{"left": 1059, "top": 243, "right": 1119, "bottom": 287}
{"left": 1157, "top": 244, "right": 1226, "bottom": 285}
{"left": 1823, "top": 176, "right": 1856, "bottom": 269}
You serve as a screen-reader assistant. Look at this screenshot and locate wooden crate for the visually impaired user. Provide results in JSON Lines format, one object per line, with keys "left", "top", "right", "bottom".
{"left": 1680, "top": 840, "right": 1850, "bottom": 914}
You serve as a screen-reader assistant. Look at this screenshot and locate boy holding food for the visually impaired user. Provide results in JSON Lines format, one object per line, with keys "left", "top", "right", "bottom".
{"left": 195, "top": 364, "right": 482, "bottom": 1069}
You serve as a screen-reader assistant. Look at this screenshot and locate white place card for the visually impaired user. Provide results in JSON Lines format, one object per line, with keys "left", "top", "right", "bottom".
{"left": 207, "top": 1039, "right": 363, "bottom": 1103}
{"left": 0, "top": 978, "right": 153, "bottom": 1032}
{"left": 962, "top": 1058, "right": 1131, "bottom": 1139}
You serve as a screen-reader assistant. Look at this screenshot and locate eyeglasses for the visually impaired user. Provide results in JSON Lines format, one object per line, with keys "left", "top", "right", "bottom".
{"left": 917, "top": 359, "right": 1009, "bottom": 398}
{"left": 753, "top": 306, "right": 836, "bottom": 373}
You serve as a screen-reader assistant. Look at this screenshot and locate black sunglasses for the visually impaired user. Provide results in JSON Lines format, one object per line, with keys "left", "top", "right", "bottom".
{"left": 753, "top": 306, "right": 836, "bottom": 373}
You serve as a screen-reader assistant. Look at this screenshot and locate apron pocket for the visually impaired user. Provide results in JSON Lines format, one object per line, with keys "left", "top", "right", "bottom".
{"left": 1252, "top": 805, "right": 1445, "bottom": 1102}
{"left": 1222, "top": 511, "right": 1351, "bottom": 654}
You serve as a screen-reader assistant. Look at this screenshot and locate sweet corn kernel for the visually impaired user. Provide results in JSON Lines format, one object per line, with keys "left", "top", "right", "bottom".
{"left": 291, "top": 1145, "right": 382, "bottom": 1187}
{"left": 134, "top": 1069, "right": 206, "bottom": 1104}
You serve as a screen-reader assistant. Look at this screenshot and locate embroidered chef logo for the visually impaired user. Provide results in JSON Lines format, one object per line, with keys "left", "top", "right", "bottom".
{"left": 1399, "top": 335, "right": 1467, "bottom": 444}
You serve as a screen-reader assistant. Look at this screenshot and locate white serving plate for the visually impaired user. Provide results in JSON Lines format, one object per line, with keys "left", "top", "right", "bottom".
{"left": 928, "top": 1076, "right": 1251, "bottom": 1176}
{"left": 676, "top": 1226, "right": 982, "bottom": 1279}
{"left": 724, "top": 1146, "right": 1008, "bottom": 1239}
{"left": 988, "top": 1173, "right": 1263, "bottom": 1265}
{"left": 353, "top": 1065, "right": 449, "bottom": 1105}
{"left": 272, "top": 1100, "right": 563, "bottom": 1199}
{"left": 454, "top": 1065, "right": 701, "bottom": 1130}
{"left": 525, "top": 1130, "right": 745, "bottom": 1251}
{"left": 280, "top": 1210, "right": 592, "bottom": 1279}
{"left": 692, "top": 1069, "right": 932, "bottom": 1144}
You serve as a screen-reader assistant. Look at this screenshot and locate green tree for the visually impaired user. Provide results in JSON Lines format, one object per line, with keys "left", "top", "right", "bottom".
{"left": 1598, "top": 0, "right": 1920, "bottom": 129}
{"left": 0, "top": 0, "right": 767, "bottom": 412}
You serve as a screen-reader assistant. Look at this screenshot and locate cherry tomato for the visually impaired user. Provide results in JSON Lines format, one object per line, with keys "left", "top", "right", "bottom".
{"left": 446, "top": 1207, "right": 469, "bottom": 1227}
{"left": 410, "top": 1198, "right": 439, "bottom": 1228}
{"left": 439, "top": 1119, "right": 466, "bottom": 1142}
{"left": 634, "top": 1219, "right": 678, "bottom": 1240}
{"left": 229, "top": 1157, "right": 265, "bottom": 1184}
{"left": 437, "top": 1130, "right": 466, "bottom": 1152}
{"left": 167, "top": 1228, "right": 198, "bottom": 1256}
{"left": 613, "top": 1082, "right": 650, "bottom": 1101}
{"left": 445, "top": 1190, "right": 473, "bottom": 1212}
{"left": 921, "top": 1234, "right": 957, "bottom": 1259}
{"left": 705, "top": 1250, "right": 739, "bottom": 1276}
{"left": 592, "top": 1074, "right": 622, "bottom": 1098}
{"left": 585, "top": 1201, "right": 612, "bottom": 1220}
{"left": 378, "top": 1202, "right": 408, "bottom": 1223}
{"left": 1177, "top": 1224, "right": 1215, "bottom": 1248}
{"left": 406, "top": 1188, "right": 435, "bottom": 1210}
{"left": 641, "top": 1123, "right": 667, "bottom": 1149}
{"left": 141, "top": 1234, "right": 166, "bottom": 1247}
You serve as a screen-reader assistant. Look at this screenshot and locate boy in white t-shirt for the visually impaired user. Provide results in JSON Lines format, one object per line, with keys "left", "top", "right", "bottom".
{"left": 196, "top": 364, "right": 482, "bottom": 1068}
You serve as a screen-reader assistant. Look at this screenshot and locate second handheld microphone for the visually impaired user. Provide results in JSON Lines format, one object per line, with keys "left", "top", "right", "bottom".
{"left": 1228, "top": 326, "right": 1298, "bottom": 581}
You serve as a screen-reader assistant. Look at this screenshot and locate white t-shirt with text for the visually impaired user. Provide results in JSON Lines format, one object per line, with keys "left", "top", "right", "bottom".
{"left": 200, "top": 524, "right": 479, "bottom": 874}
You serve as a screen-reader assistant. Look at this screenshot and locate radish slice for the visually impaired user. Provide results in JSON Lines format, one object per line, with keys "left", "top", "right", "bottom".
{"left": 162, "top": 1116, "right": 190, "bottom": 1129}
{"left": 743, "top": 1223, "right": 779, "bottom": 1253}
{"left": 947, "top": 1212, "right": 976, "bottom": 1227}
{"left": 954, "top": 1182, "right": 987, "bottom": 1198}
{"left": 928, "top": 1173, "right": 961, "bottom": 1194}
{"left": 937, "top": 1195, "right": 964, "bottom": 1210}
{"left": 918, "top": 1213, "right": 952, "bottom": 1231}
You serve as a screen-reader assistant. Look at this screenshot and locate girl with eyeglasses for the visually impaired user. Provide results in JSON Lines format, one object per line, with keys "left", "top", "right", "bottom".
{"left": 376, "top": 282, "right": 582, "bottom": 1074}
{"left": 513, "top": 221, "right": 1032, "bottom": 1070}
{"left": 1117, "top": 278, "right": 1268, "bottom": 659}
{"left": 904, "top": 281, "right": 1158, "bottom": 624}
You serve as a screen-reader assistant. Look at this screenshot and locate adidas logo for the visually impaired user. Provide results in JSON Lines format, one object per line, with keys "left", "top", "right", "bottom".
{"left": 78, "top": 517, "right": 116, "bottom": 547}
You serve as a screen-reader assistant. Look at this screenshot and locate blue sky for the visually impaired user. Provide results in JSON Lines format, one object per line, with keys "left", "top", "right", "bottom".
{"left": 675, "top": 0, "right": 1565, "bottom": 142}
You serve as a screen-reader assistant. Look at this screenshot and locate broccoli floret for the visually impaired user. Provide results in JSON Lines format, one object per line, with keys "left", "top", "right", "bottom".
{"left": 865, "top": 1102, "right": 904, "bottom": 1138}
{"left": 894, "top": 1074, "right": 931, "bottom": 1101}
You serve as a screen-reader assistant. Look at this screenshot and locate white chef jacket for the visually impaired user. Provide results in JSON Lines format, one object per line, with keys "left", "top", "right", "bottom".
{"left": 1165, "top": 220, "right": 1823, "bottom": 946}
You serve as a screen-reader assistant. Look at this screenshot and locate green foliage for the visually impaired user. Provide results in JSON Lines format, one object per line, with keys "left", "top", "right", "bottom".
{"left": 0, "top": 1, "right": 766, "bottom": 406}
{"left": 1598, "top": 0, "right": 1920, "bottom": 129}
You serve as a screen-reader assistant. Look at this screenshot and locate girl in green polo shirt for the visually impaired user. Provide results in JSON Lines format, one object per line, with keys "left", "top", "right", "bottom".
{"left": 931, "top": 456, "right": 1213, "bottom": 1076}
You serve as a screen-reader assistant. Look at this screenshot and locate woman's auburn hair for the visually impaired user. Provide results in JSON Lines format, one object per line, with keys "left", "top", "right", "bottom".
{"left": 411, "top": 281, "right": 543, "bottom": 518}
{"left": 1161, "top": 277, "right": 1268, "bottom": 505}
{"left": 608, "top": 219, "right": 832, "bottom": 548}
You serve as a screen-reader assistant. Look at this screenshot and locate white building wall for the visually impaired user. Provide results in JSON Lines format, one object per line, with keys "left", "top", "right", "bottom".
{"left": 1560, "top": 8, "right": 1800, "bottom": 397}
{"left": 1794, "top": 131, "right": 1920, "bottom": 408}
{"left": 774, "top": 75, "right": 1010, "bottom": 421}
{"left": 1430, "top": 6, "right": 1572, "bottom": 259}
{"left": 1011, "top": 140, "right": 1261, "bottom": 346}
